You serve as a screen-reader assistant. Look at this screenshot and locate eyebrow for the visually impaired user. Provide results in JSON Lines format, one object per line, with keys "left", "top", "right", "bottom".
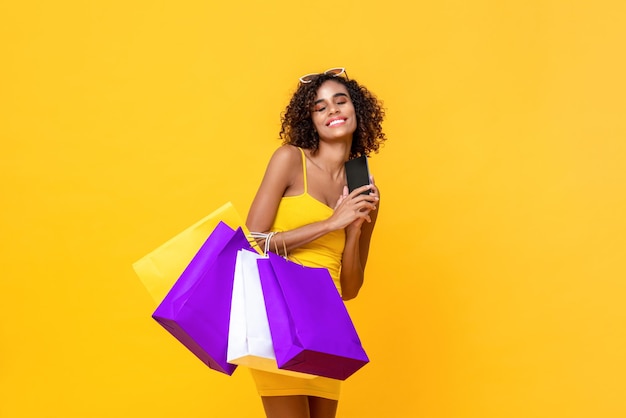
{"left": 313, "top": 92, "right": 349, "bottom": 105}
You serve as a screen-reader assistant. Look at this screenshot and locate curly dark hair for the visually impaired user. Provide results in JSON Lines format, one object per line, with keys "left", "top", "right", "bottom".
{"left": 279, "top": 73, "right": 386, "bottom": 158}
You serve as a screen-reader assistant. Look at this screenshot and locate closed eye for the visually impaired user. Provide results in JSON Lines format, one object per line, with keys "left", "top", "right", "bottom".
{"left": 314, "top": 100, "right": 348, "bottom": 113}
{"left": 312, "top": 92, "right": 350, "bottom": 112}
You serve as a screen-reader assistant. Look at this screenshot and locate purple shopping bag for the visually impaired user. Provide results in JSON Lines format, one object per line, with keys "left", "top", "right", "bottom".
{"left": 257, "top": 252, "right": 369, "bottom": 380}
{"left": 152, "top": 221, "right": 251, "bottom": 375}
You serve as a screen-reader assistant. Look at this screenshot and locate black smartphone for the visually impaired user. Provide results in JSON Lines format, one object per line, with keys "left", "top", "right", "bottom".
{"left": 344, "top": 155, "right": 371, "bottom": 195}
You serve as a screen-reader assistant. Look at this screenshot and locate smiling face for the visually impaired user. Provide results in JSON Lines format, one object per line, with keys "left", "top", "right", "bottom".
{"left": 310, "top": 80, "right": 357, "bottom": 142}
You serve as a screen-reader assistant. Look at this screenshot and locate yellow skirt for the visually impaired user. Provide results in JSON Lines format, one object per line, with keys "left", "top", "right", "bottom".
{"left": 249, "top": 368, "right": 341, "bottom": 400}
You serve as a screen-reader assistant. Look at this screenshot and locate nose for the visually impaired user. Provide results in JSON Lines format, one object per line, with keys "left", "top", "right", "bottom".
{"left": 328, "top": 103, "right": 340, "bottom": 114}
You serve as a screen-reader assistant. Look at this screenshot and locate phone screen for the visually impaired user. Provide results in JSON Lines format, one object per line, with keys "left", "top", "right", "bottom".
{"left": 344, "top": 156, "right": 371, "bottom": 195}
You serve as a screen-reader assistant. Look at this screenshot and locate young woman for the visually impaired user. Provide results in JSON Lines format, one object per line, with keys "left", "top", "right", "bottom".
{"left": 246, "top": 68, "right": 387, "bottom": 418}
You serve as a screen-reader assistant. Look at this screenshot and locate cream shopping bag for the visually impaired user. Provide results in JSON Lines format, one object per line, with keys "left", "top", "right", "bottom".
{"left": 133, "top": 202, "right": 252, "bottom": 303}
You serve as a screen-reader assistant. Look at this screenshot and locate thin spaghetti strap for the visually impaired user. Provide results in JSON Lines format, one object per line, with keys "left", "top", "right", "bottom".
{"left": 298, "top": 147, "right": 308, "bottom": 193}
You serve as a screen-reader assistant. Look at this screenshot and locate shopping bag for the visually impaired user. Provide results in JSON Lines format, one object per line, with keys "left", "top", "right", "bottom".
{"left": 227, "top": 248, "right": 315, "bottom": 378}
{"left": 133, "top": 202, "right": 250, "bottom": 303}
{"left": 152, "top": 221, "right": 251, "bottom": 375}
{"left": 257, "top": 252, "right": 370, "bottom": 380}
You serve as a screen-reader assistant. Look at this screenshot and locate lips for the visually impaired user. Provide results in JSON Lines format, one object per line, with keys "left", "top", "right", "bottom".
{"left": 327, "top": 117, "right": 347, "bottom": 127}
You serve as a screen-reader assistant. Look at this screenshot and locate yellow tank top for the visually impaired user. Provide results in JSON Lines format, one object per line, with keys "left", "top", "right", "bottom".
{"left": 271, "top": 148, "right": 346, "bottom": 293}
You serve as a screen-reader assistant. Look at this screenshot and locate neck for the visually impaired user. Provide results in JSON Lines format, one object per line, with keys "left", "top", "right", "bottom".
{"left": 307, "top": 141, "right": 351, "bottom": 180}
{"left": 317, "top": 136, "right": 352, "bottom": 161}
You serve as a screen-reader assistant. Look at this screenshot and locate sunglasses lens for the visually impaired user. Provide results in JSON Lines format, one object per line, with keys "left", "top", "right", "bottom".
{"left": 299, "top": 74, "right": 317, "bottom": 84}
{"left": 299, "top": 68, "right": 346, "bottom": 83}
{"left": 324, "top": 68, "right": 345, "bottom": 77}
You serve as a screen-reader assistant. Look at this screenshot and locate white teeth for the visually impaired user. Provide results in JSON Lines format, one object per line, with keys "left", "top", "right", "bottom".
{"left": 329, "top": 119, "right": 345, "bottom": 127}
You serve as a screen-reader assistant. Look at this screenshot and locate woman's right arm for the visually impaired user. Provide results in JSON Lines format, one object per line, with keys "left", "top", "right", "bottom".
{"left": 247, "top": 145, "right": 335, "bottom": 252}
{"left": 246, "top": 145, "right": 295, "bottom": 234}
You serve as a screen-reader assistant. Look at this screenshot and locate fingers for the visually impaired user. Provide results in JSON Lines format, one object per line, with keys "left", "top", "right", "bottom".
{"left": 351, "top": 183, "right": 379, "bottom": 198}
{"left": 348, "top": 185, "right": 379, "bottom": 208}
{"left": 334, "top": 194, "right": 346, "bottom": 210}
{"left": 368, "top": 181, "right": 380, "bottom": 199}
{"left": 330, "top": 183, "right": 379, "bottom": 230}
{"left": 334, "top": 185, "right": 353, "bottom": 209}
{"left": 349, "top": 184, "right": 376, "bottom": 198}
{"left": 348, "top": 195, "right": 378, "bottom": 218}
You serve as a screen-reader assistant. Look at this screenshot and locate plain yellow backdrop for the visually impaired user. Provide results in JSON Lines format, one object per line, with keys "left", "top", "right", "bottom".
{"left": 1, "top": 1, "right": 625, "bottom": 417}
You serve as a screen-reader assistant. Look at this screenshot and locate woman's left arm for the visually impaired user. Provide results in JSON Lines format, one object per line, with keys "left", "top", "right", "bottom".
{"left": 339, "top": 180, "right": 380, "bottom": 300}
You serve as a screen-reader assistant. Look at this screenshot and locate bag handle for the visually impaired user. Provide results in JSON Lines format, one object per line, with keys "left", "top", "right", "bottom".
{"left": 250, "top": 232, "right": 307, "bottom": 266}
{"left": 249, "top": 232, "right": 287, "bottom": 258}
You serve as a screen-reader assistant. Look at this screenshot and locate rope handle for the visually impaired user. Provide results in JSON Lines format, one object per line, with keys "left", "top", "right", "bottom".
{"left": 249, "top": 232, "right": 305, "bottom": 266}
{"left": 249, "top": 231, "right": 288, "bottom": 258}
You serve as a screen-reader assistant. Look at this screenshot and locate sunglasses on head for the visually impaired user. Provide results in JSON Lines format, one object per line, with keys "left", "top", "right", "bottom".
{"left": 299, "top": 67, "right": 348, "bottom": 84}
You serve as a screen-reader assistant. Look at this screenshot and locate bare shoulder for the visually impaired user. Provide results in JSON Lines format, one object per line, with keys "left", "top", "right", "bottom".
{"left": 266, "top": 144, "right": 302, "bottom": 175}
{"left": 269, "top": 144, "right": 301, "bottom": 165}
{"left": 262, "top": 144, "right": 304, "bottom": 194}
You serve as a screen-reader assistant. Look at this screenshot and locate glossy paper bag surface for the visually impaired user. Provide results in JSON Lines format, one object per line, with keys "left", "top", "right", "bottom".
{"left": 257, "top": 253, "right": 369, "bottom": 380}
{"left": 152, "top": 222, "right": 251, "bottom": 375}
{"left": 133, "top": 202, "right": 249, "bottom": 303}
{"left": 227, "top": 249, "right": 315, "bottom": 378}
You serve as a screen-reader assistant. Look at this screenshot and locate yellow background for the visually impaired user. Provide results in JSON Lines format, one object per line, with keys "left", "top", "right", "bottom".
{"left": 2, "top": 1, "right": 625, "bottom": 417}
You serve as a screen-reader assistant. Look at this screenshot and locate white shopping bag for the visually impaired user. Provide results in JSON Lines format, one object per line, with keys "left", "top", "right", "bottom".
{"left": 227, "top": 248, "right": 315, "bottom": 378}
